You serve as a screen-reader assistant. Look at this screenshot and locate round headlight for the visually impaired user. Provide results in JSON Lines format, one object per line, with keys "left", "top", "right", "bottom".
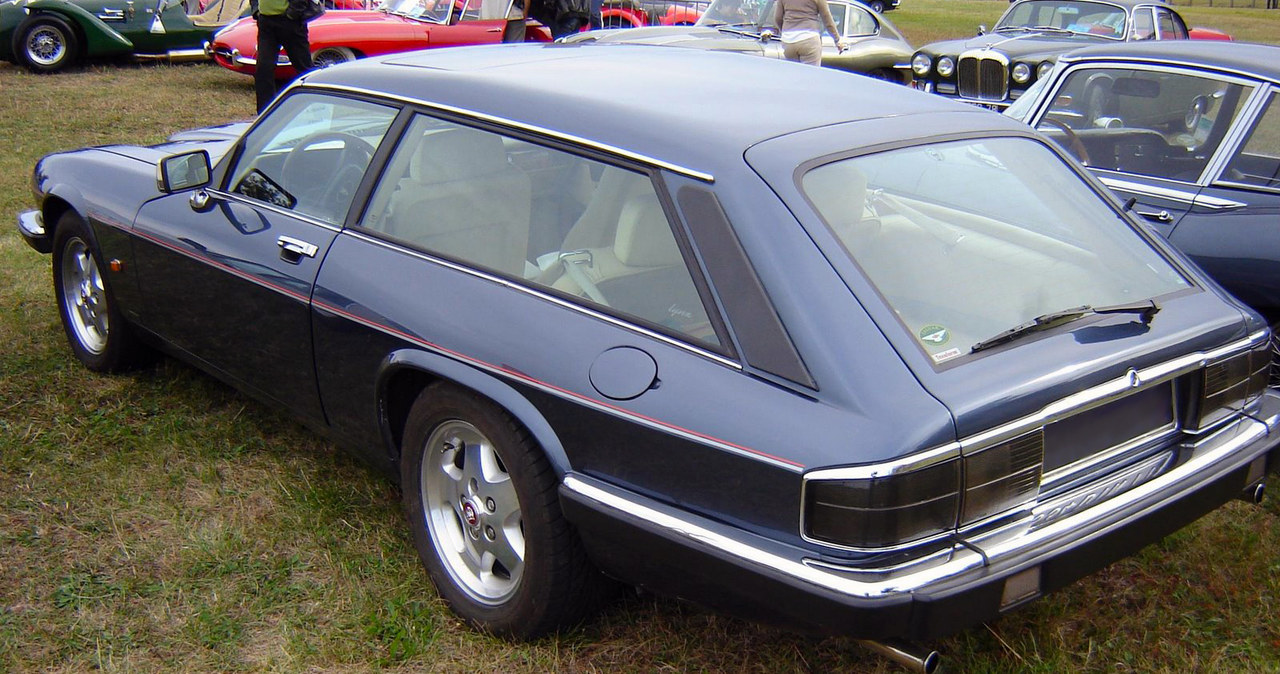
{"left": 936, "top": 56, "right": 955, "bottom": 78}
{"left": 912, "top": 53, "right": 932, "bottom": 77}
{"left": 1011, "top": 62, "right": 1032, "bottom": 84}
{"left": 1036, "top": 61, "right": 1055, "bottom": 80}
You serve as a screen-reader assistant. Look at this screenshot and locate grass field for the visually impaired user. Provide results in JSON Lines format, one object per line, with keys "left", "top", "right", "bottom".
{"left": 3, "top": 4, "right": 1280, "bottom": 672}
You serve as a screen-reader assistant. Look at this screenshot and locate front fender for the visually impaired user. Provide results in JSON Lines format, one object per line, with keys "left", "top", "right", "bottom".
{"left": 377, "top": 348, "right": 572, "bottom": 476}
{"left": 25, "top": 0, "right": 134, "bottom": 54}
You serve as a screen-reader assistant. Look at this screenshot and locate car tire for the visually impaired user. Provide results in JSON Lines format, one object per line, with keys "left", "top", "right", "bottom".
{"left": 400, "top": 383, "right": 609, "bottom": 638}
{"left": 52, "top": 212, "right": 148, "bottom": 372}
{"left": 311, "top": 46, "right": 357, "bottom": 69}
{"left": 17, "top": 16, "right": 79, "bottom": 74}
{"left": 868, "top": 0, "right": 885, "bottom": 12}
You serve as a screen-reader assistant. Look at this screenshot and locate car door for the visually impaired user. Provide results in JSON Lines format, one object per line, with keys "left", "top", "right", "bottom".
{"left": 1167, "top": 88, "right": 1280, "bottom": 312}
{"left": 131, "top": 91, "right": 399, "bottom": 423}
{"left": 1030, "top": 63, "right": 1260, "bottom": 239}
{"left": 424, "top": 0, "right": 517, "bottom": 46}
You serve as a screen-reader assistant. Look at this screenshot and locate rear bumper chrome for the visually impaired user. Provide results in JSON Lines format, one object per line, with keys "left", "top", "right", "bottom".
{"left": 561, "top": 390, "right": 1280, "bottom": 639}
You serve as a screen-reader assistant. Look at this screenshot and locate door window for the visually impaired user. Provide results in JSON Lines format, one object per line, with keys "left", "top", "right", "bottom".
{"left": 1035, "top": 66, "right": 1254, "bottom": 181}
{"left": 358, "top": 114, "right": 721, "bottom": 348}
{"left": 226, "top": 93, "right": 397, "bottom": 225}
{"left": 1154, "top": 8, "right": 1186, "bottom": 39}
{"left": 1223, "top": 92, "right": 1280, "bottom": 190}
{"left": 1130, "top": 9, "right": 1153, "bottom": 39}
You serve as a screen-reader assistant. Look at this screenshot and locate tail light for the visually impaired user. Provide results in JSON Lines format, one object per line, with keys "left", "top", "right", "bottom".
{"left": 1191, "top": 339, "right": 1269, "bottom": 432}
{"left": 803, "top": 432, "right": 1044, "bottom": 550}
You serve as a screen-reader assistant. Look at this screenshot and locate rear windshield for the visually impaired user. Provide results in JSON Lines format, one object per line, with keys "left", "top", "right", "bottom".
{"left": 802, "top": 137, "right": 1190, "bottom": 364}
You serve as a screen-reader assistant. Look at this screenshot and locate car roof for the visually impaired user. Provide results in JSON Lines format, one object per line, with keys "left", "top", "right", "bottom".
{"left": 300, "top": 43, "right": 1016, "bottom": 176}
{"left": 1057, "top": 40, "right": 1280, "bottom": 82}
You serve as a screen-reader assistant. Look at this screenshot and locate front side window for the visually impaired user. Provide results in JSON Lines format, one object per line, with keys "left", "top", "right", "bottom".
{"left": 1034, "top": 66, "right": 1254, "bottom": 182}
{"left": 802, "top": 137, "right": 1189, "bottom": 364}
{"left": 359, "top": 114, "right": 720, "bottom": 348}
{"left": 1223, "top": 91, "right": 1280, "bottom": 190}
{"left": 227, "top": 93, "right": 396, "bottom": 224}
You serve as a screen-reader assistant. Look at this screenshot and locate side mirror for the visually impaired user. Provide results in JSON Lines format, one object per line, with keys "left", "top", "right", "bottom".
{"left": 977, "top": 24, "right": 986, "bottom": 35}
{"left": 157, "top": 150, "right": 212, "bottom": 193}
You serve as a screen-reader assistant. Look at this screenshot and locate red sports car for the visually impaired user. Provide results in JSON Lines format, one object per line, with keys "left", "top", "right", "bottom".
{"left": 209, "top": 0, "right": 551, "bottom": 79}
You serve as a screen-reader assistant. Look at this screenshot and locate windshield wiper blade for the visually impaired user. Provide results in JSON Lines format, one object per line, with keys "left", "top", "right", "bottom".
{"left": 716, "top": 24, "right": 763, "bottom": 37}
{"left": 970, "top": 300, "right": 1160, "bottom": 353}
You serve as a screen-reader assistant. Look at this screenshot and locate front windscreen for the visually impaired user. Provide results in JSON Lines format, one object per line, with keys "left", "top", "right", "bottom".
{"left": 997, "top": 0, "right": 1127, "bottom": 39}
{"left": 698, "top": 0, "right": 773, "bottom": 27}
{"left": 802, "top": 137, "right": 1190, "bottom": 365}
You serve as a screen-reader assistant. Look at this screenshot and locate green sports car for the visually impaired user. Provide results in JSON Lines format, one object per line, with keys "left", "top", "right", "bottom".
{"left": 0, "top": 0, "right": 248, "bottom": 72}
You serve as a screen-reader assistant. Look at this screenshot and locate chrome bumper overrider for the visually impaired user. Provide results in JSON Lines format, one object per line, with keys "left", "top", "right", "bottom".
{"left": 16, "top": 209, "right": 50, "bottom": 254}
{"left": 563, "top": 395, "right": 1279, "bottom": 600}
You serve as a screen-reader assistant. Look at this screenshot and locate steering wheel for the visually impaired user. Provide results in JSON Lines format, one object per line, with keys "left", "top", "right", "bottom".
{"left": 1038, "top": 117, "right": 1091, "bottom": 166}
{"left": 281, "top": 131, "right": 376, "bottom": 217}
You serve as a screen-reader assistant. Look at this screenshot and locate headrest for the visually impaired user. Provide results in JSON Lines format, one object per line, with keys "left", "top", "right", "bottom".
{"left": 409, "top": 127, "right": 510, "bottom": 183}
{"left": 804, "top": 163, "right": 866, "bottom": 231}
{"left": 614, "top": 194, "right": 681, "bottom": 268}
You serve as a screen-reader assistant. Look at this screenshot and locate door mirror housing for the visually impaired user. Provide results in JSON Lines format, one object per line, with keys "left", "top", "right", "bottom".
{"left": 157, "top": 150, "right": 212, "bottom": 194}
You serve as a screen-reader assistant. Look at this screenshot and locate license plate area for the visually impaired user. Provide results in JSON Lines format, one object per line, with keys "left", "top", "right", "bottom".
{"left": 1042, "top": 381, "right": 1177, "bottom": 477}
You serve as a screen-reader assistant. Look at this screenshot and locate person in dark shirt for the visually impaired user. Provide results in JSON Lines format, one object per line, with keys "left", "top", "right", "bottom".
{"left": 251, "top": 0, "right": 317, "bottom": 112}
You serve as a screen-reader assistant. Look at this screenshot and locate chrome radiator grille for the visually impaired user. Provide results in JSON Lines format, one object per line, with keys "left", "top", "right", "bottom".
{"left": 957, "top": 52, "right": 1009, "bottom": 101}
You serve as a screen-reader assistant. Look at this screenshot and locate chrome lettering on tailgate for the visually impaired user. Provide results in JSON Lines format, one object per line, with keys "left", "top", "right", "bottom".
{"left": 1029, "top": 451, "right": 1175, "bottom": 531}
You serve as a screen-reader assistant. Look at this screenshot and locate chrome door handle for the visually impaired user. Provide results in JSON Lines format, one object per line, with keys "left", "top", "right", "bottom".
{"left": 1134, "top": 209, "right": 1172, "bottom": 224}
{"left": 277, "top": 236, "right": 318, "bottom": 262}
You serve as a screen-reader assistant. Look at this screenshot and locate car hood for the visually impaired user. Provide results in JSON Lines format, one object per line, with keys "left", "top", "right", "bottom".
{"left": 563, "top": 26, "right": 767, "bottom": 54}
{"left": 96, "top": 123, "right": 248, "bottom": 165}
{"left": 919, "top": 30, "right": 1110, "bottom": 59}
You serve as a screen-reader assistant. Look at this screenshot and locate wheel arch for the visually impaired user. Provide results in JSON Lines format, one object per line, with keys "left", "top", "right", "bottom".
{"left": 377, "top": 348, "right": 572, "bottom": 478}
{"left": 23, "top": 3, "right": 134, "bottom": 56}
{"left": 39, "top": 192, "right": 84, "bottom": 246}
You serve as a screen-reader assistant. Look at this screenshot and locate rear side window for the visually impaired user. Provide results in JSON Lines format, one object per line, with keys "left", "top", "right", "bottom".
{"left": 1223, "top": 91, "right": 1280, "bottom": 190}
{"left": 358, "top": 114, "right": 721, "bottom": 348}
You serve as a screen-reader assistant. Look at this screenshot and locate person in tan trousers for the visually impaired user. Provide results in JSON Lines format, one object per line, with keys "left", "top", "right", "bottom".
{"left": 773, "top": 0, "right": 848, "bottom": 66}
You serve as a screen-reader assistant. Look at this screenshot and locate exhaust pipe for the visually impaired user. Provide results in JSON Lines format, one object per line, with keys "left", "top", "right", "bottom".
{"left": 1238, "top": 482, "right": 1265, "bottom": 505}
{"left": 856, "top": 639, "right": 941, "bottom": 674}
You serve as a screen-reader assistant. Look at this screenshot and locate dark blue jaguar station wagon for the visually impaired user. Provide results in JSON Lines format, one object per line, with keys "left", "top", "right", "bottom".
{"left": 16, "top": 44, "right": 1280, "bottom": 671}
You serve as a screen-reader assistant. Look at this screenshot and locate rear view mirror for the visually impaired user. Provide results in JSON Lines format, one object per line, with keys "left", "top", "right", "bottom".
{"left": 157, "top": 150, "right": 212, "bottom": 193}
{"left": 1112, "top": 77, "right": 1160, "bottom": 99}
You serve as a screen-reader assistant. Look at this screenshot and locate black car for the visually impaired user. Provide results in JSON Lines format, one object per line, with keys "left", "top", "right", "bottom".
{"left": 911, "top": 0, "right": 1204, "bottom": 109}
{"left": 16, "top": 43, "right": 1279, "bottom": 671}
{"left": 1006, "top": 40, "right": 1280, "bottom": 325}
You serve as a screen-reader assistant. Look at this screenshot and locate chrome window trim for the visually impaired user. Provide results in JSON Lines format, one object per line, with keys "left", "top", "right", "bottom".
{"left": 563, "top": 403, "right": 1275, "bottom": 599}
{"left": 302, "top": 82, "right": 716, "bottom": 184}
{"left": 1096, "top": 176, "right": 1247, "bottom": 210}
{"left": 207, "top": 188, "right": 345, "bottom": 232}
{"left": 341, "top": 228, "right": 743, "bottom": 371}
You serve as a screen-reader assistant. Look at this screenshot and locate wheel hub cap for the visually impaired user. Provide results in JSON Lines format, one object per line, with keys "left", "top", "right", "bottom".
{"left": 421, "top": 421, "right": 524, "bottom": 606}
